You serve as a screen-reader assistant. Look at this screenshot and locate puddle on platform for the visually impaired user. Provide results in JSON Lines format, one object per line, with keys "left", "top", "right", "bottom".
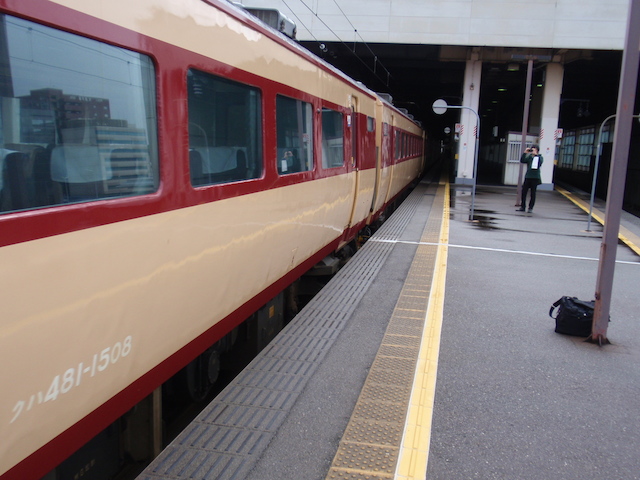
{"left": 449, "top": 210, "right": 501, "bottom": 230}
{"left": 470, "top": 214, "right": 500, "bottom": 230}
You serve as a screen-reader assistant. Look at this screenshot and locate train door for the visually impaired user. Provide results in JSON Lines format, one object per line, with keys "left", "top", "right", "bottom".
{"left": 381, "top": 113, "right": 395, "bottom": 207}
{"left": 369, "top": 101, "right": 385, "bottom": 219}
{"left": 345, "top": 96, "right": 360, "bottom": 230}
{"left": 369, "top": 115, "right": 380, "bottom": 215}
{"left": 346, "top": 95, "right": 376, "bottom": 235}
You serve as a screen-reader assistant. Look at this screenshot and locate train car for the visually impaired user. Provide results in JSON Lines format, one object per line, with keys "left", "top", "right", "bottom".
{"left": 0, "top": 0, "right": 424, "bottom": 478}
{"left": 370, "top": 97, "right": 426, "bottom": 223}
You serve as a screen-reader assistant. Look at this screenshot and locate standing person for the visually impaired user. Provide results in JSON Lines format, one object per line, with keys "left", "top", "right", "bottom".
{"left": 517, "top": 144, "right": 543, "bottom": 213}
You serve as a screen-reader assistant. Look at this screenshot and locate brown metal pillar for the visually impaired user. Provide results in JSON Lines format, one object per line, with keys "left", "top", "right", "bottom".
{"left": 516, "top": 59, "right": 534, "bottom": 206}
{"left": 591, "top": 0, "right": 640, "bottom": 345}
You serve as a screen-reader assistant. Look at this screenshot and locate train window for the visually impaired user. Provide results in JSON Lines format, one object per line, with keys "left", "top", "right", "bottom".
{"left": 321, "top": 108, "right": 344, "bottom": 169}
{"left": 0, "top": 15, "right": 159, "bottom": 214}
{"left": 394, "top": 131, "right": 400, "bottom": 160}
{"left": 188, "top": 69, "right": 262, "bottom": 186}
{"left": 367, "top": 116, "right": 375, "bottom": 133}
{"left": 276, "top": 95, "right": 313, "bottom": 174}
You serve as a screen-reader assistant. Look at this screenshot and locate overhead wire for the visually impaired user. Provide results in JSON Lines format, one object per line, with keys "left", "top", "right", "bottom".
{"left": 280, "top": 0, "right": 322, "bottom": 45}
{"left": 330, "top": 0, "right": 389, "bottom": 71}
{"left": 282, "top": 0, "right": 393, "bottom": 87}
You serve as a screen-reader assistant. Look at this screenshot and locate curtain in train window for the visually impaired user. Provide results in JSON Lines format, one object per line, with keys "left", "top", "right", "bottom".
{"left": 0, "top": 15, "right": 159, "bottom": 213}
{"left": 321, "top": 108, "right": 344, "bottom": 169}
{"left": 276, "top": 95, "right": 313, "bottom": 175}
{"left": 188, "top": 69, "right": 262, "bottom": 186}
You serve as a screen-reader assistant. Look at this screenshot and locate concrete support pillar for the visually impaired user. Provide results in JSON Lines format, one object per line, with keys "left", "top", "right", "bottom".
{"left": 455, "top": 58, "right": 482, "bottom": 184}
{"left": 538, "top": 62, "right": 564, "bottom": 189}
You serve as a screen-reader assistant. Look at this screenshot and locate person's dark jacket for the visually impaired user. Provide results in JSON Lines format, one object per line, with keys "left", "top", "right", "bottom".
{"left": 520, "top": 152, "right": 543, "bottom": 184}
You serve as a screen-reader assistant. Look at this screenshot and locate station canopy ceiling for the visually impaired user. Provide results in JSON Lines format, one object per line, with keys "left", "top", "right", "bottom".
{"left": 301, "top": 41, "right": 623, "bottom": 142}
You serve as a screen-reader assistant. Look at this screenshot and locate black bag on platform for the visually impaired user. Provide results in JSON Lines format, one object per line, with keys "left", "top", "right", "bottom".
{"left": 549, "top": 296, "right": 594, "bottom": 337}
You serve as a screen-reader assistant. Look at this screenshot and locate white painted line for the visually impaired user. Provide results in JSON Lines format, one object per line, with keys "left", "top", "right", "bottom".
{"left": 370, "top": 239, "right": 640, "bottom": 266}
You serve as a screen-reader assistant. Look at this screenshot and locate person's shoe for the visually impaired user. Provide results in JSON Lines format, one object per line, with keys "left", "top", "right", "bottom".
{"left": 516, "top": 208, "right": 525, "bottom": 212}
{"left": 528, "top": 208, "right": 533, "bottom": 213}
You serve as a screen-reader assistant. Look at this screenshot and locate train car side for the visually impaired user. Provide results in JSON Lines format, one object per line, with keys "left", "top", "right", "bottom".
{"left": 0, "top": 1, "right": 424, "bottom": 478}
{"left": 369, "top": 98, "right": 425, "bottom": 223}
{"left": 386, "top": 104, "right": 425, "bottom": 206}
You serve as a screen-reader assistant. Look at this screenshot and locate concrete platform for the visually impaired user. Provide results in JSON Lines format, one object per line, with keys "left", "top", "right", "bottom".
{"left": 428, "top": 184, "right": 640, "bottom": 480}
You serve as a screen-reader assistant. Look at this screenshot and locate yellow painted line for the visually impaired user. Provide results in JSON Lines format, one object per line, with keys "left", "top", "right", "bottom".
{"left": 555, "top": 186, "right": 640, "bottom": 256}
{"left": 325, "top": 179, "right": 447, "bottom": 480}
{"left": 395, "top": 180, "right": 449, "bottom": 480}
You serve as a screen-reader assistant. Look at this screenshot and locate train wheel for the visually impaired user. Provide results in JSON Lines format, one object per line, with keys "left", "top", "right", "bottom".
{"left": 185, "top": 347, "right": 220, "bottom": 402}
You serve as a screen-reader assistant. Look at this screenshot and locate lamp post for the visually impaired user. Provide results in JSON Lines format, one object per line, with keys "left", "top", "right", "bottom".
{"left": 433, "top": 99, "right": 480, "bottom": 221}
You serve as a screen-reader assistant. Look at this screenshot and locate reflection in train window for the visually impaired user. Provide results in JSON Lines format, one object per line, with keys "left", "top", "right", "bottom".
{"left": 321, "top": 108, "right": 344, "bottom": 169}
{"left": 0, "top": 15, "right": 158, "bottom": 213}
{"left": 188, "top": 69, "right": 262, "bottom": 186}
{"left": 276, "top": 95, "right": 313, "bottom": 175}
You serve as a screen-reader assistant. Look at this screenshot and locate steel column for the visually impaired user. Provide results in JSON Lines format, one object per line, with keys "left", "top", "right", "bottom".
{"left": 592, "top": 0, "right": 640, "bottom": 345}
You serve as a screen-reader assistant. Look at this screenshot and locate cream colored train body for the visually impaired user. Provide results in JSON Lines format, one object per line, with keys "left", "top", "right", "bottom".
{"left": 0, "top": 0, "right": 425, "bottom": 478}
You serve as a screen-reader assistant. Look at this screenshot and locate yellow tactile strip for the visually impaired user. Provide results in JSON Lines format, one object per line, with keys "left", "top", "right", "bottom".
{"left": 326, "top": 180, "right": 449, "bottom": 480}
{"left": 555, "top": 185, "right": 640, "bottom": 256}
{"left": 396, "top": 181, "right": 449, "bottom": 480}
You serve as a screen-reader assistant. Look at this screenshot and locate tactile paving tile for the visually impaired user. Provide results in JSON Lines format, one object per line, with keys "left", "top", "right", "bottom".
{"left": 326, "top": 468, "right": 392, "bottom": 480}
{"left": 344, "top": 417, "right": 405, "bottom": 446}
{"left": 369, "top": 354, "right": 416, "bottom": 373}
{"left": 360, "top": 381, "right": 412, "bottom": 404}
{"left": 147, "top": 444, "right": 248, "bottom": 479}
{"left": 365, "top": 366, "right": 414, "bottom": 386}
{"left": 324, "top": 183, "right": 447, "bottom": 480}
{"left": 215, "top": 384, "right": 298, "bottom": 410}
{"left": 382, "top": 333, "right": 422, "bottom": 347}
{"left": 233, "top": 369, "right": 307, "bottom": 393}
{"left": 199, "top": 403, "right": 287, "bottom": 431}
{"left": 351, "top": 399, "right": 408, "bottom": 425}
{"left": 388, "top": 316, "right": 425, "bottom": 329}
{"left": 179, "top": 424, "right": 270, "bottom": 454}
{"left": 331, "top": 442, "right": 399, "bottom": 474}
{"left": 377, "top": 343, "right": 419, "bottom": 359}
{"left": 139, "top": 182, "right": 433, "bottom": 480}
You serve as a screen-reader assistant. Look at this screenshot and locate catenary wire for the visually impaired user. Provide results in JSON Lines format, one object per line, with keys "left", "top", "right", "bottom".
{"left": 283, "top": 0, "right": 393, "bottom": 87}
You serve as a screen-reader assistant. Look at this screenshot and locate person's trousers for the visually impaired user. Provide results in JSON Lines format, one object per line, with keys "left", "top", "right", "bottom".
{"left": 522, "top": 178, "right": 539, "bottom": 210}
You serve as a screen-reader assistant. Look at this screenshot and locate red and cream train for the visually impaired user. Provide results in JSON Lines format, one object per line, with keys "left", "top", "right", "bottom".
{"left": 0, "top": 0, "right": 425, "bottom": 478}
